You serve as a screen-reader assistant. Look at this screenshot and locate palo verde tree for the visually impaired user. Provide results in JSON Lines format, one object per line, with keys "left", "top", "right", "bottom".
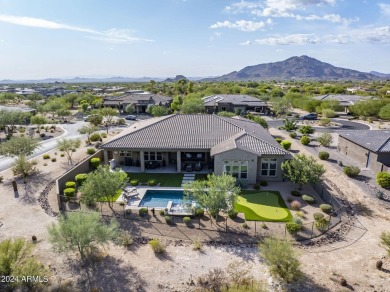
{"left": 30, "top": 115, "right": 48, "bottom": 134}
{"left": 57, "top": 138, "right": 81, "bottom": 165}
{"left": 78, "top": 124, "right": 99, "bottom": 145}
{"left": 0, "top": 136, "right": 39, "bottom": 157}
{"left": 99, "top": 107, "right": 118, "bottom": 134}
{"left": 281, "top": 154, "right": 325, "bottom": 190}
{"left": 79, "top": 166, "right": 128, "bottom": 211}
{"left": 48, "top": 212, "right": 119, "bottom": 261}
{"left": 0, "top": 110, "right": 31, "bottom": 136}
{"left": 12, "top": 155, "right": 37, "bottom": 184}
{"left": 184, "top": 173, "right": 240, "bottom": 222}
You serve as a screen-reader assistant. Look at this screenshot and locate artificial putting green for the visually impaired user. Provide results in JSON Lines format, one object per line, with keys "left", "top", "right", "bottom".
{"left": 234, "top": 191, "right": 293, "bottom": 222}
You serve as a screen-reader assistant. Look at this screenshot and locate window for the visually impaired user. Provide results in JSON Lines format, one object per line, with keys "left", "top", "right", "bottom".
{"left": 223, "top": 160, "right": 248, "bottom": 180}
{"left": 119, "top": 151, "right": 132, "bottom": 157}
{"left": 261, "top": 158, "right": 277, "bottom": 177}
{"left": 144, "top": 151, "right": 163, "bottom": 161}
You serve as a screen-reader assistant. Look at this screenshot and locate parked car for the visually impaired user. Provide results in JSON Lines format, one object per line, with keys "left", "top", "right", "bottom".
{"left": 125, "top": 115, "right": 137, "bottom": 120}
{"left": 301, "top": 113, "right": 318, "bottom": 120}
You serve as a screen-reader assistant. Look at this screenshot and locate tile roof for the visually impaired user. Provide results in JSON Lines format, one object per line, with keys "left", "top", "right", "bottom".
{"left": 103, "top": 93, "right": 172, "bottom": 106}
{"left": 338, "top": 130, "right": 390, "bottom": 153}
{"left": 202, "top": 94, "right": 266, "bottom": 107}
{"left": 312, "top": 94, "right": 377, "bottom": 106}
{"left": 102, "top": 114, "right": 287, "bottom": 157}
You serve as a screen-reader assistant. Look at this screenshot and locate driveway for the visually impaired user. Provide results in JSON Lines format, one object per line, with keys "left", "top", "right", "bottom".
{"left": 267, "top": 118, "right": 370, "bottom": 132}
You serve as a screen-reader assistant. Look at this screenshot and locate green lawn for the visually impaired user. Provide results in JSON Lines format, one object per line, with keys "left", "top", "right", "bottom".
{"left": 234, "top": 190, "right": 293, "bottom": 222}
{"left": 126, "top": 173, "right": 183, "bottom": 187}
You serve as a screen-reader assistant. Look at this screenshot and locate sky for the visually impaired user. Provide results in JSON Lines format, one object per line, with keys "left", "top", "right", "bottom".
{"left": 0, "top": 0, "right": 389, "bottom": 80}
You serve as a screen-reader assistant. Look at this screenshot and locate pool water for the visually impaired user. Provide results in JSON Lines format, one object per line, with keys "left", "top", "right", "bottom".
{"left": 139, "top": 190, "right": 193, "bottom": 208}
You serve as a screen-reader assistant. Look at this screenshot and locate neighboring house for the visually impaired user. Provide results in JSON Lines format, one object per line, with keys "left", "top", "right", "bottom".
{"left": 202, "top": 94, "right": 268, "bottom": 114}
{"left": 338, "top": 130, "right": 390, "bottom": 173}
{"left": 313, "top": 94, "right": 377, "bottom": 113}
{"left": 103, "top": 93, "right": 172, "bottom": 113}
{"left": 101, "top": 114, "right": 290, "bottom": 184}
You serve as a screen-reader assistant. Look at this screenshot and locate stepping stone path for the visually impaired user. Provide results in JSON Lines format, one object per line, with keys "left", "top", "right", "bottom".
{"left": 181, "top": 173, "right": 195, "bottom": 187}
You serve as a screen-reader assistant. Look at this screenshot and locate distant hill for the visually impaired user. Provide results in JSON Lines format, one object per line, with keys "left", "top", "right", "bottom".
{"left": 202, "top": 56, "right": 379, "bottom": 81}
{"left": 0, "top": 76, "right": 165, "bottom": 84}
{"left": 369, "top": 71, "right": 390, "bottom": 78}
{"left": 163, "top": 75, "right": 188, "bottom": 82}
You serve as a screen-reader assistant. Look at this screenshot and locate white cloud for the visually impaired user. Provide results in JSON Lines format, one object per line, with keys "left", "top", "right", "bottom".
{"left": 210, "top": 20, "right": 266, "bottom": 31}
{"left": 0, "top": 14, "right": 153, "bottom": 43}
{"left": 379, "top": 3, "right": 390, "bottom": 17}
{"left": 253, "top": 26, "right": 390, "bottom": 45}
{"left": 239, "top": 40, "right": 252, "bottom": 45}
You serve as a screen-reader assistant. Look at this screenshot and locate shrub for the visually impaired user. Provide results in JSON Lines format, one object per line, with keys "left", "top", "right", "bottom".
{"left": 376, "top": 260, "right": 383, "bottom": 270}
{"left": 286, "top": 221, "right": 302, "bottom": 235}
{"left": 90, "top": 158, "right": 101, "bottom": 169}
{"left": 376, "top": 172, "right": 390, "bottom": 188}
{"left": 322, "top": 108, "right": 336, "bottom": 118}
{"left": 290, "top": 200, "right": 301, "bottom": 210}
{"left": 380, "top": 231, "right": 390, "bottom": 256}
{"left": 193, "top": 240, "right": 203, "bottom": 250}
{"left": 117, "top": 118, "right": 126, "bottom": 125}
{"left": 51, "top": 158, "right": 57, "bottom": 162}
{"left": 183, "top": 216, "right": 191, "bottom": 224}
{"left": 299, "top": 125, "right": 315, "bottom": 135}
{"left": 195, "top": 208, "right": 204, "bottom": 217}
{"left": 313, "top": 212, "right": 324, "bottom": 221}
{"left": 63, "top": 188, "right": 75, "bottom": 198}
{"left": 43, "top": 154, "right": 50, "bottom": 159}
{"left": 139, "top": 208, "right": 148, "bottom": 216}
{"left": 320, "top": 204, "right": 333, "bottom": 214}
{"left": 317, "top": 132, "right": 333, "bottom": 147}
{"left": 32, "top": 235, "right": 37, "bottom": 243}
{"left": 291, "top": 190, "right": 302, "bottom": 197}
{"left": 130, "top": 179, "right": 139, "bottom": 186}
{"left": 149, "top": 239, "right": 165, "bottom": 254}
{"left": 101, "top": 132, "right": 107, "bottom": 138}
{"left": 253, "top": 184, "right": 260, "bottom": 190}
{"left": 318, "top": 151, "right": 330, "bottom": 160}
{"left": 295, "top": 211, "right": 304, "bottom": 218}
{"left": 319, "top": 118, "right": 331, "bottom": 126}
{"left": 90, "top": 132, "right": 101, "bottom": 142}
{"left": 289, "top": 132, "right": 297, "bottom": 139}
{"left": 280, "top": 140, "right": 291, "bottom": 150}
{"left": 242, "top": 222, "right": 249, "bottom": 229}
{"left": 260, "top": 181, "right": 268, "bottom": 186}
{"left": 75, "top": 173, "right": 88, "bottom": 185}
{"left": 119, "top": 231, "right": 133, "bottom": 247}
{"left": 261, "top": 223, "right": 268, "bottom": 229}
{"left": 340, "top": 278, "right": 347, "bottom": 287}
{"left": 87, "top": 148, "right": 96, "bottom": 155}
{"left": 164, "top": 215, "right": 172, "bottom": 224}
{"left": 148, "top": 179, "right": 157, "bottom": 186}
{"left": 228, "top": 209, "right": 239, "bottom": 219}
{"left": 65, "top": 181, "right": 76, "bottom": 189}
{"left": 275, "top": 137, "right": 282, "bottom": 143}
{"left": 315, "top": 217, "right": 329, "bottom": 231}
{"left": 300, "top": 135, "right": 310, "bottom": 145}
{"left": 159, "top": 209, "right": 165, "bottom": 216}
{"left": 376, "top": 190, "right": 385, "bottom": 200}
{"left": 60, "top": 153, "right": 65, "bottom": 157}
{"left": 343, "top": 166, "right": 360, "bottom": 177}
{"left": 302, "top": 195, "right": 315, "bottom": 204}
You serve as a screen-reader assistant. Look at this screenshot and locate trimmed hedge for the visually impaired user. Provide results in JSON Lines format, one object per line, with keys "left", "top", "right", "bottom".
{"left": 87, "top": 148, "right": 96, "bottom": 155}
{"left": 300, "top": 135, "right": 310, "bottom": 146}
{"left": 90, "top": 132, "right": 101, "bottom": 142}
{"left": 90, "top": 158, "right": 101, "bottom": 169}
{"left": 313, "top": 212, "right": 325, "bottom": 221}
{"left": 130, "top": 179, "right": 139, "bottom": 186}
{"left": 65, "top": 181, "right": 76, "bottom": 189}
{"left": 139, "top": 208, "right": 148, "bottom": 216}
{"left": 75, "top": 173, "right": 88, "bottom": 185}
{"left": 343, "top": 166, "right": 360, "bottom": 177}
{"left": 148, "top": 179, "right": 157, "bottom": 186}
{"left": 64, "top": 188, "right": 75, "bottom": 198}
{"left": 280, "top": 140, "right": 292, "bottom": 150}
{"left": 286, "top": 221, "right": 302, "bottom": 235}
{"left": 164, "top": 215, "right": 172, "bottom": 224}
{"left": 320, "top": 204, "right": 333, "bottom": 214}
{"left": 275, "top": 137, "right": 282, "bottom": 143}
{"left": 289, "top": 132, "right": 297, "bottom": 139}
{"left": 376, "top": 172, "right": 390, "bottom": 188}
{"left": 43, "top": 154, "right": 50, "bottom": 159}
{"left": 302, "top": 195, "right": 315, "bottom": 204}
{"left": 183, "top": 216, "right": 191, "bottom": 224}
{"left": 318, "top": 151, "right": 330, "bottom": 160}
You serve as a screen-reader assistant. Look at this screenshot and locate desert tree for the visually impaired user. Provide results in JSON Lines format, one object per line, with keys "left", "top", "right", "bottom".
{"left": 0, "top": 136, "right": 39, "bottom": 157}
{"left": 99, "top": 107, "right": 118, "bottom": 133}
{"left": 48, "top": 212, "right": 119, "bottom": 261}
{"left": 30, "top": 115, "right": 48, "bottom": 134}
{"left": 57, "top": 138, "right": 81, "bottom": 165}
{"left": 12, "top": 155, "right": 37, "bottom": 184}
{"left": 78, "top": 124, "right": 99, "bottom": 145}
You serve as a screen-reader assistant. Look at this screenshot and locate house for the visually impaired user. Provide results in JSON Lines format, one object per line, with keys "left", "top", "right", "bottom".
{"left": 338, "top": 130, "right": 390, "bottom": 173}
{"left": 103, "top": 92, "right": 172, "bottom": 113}
{"left": 202, "top": 94, "right": 268, "bottom": 114}
{"left": 100, "top": 114, "right": 290, "bottom": 184}
{"left": 313, "top": 94, "right": 377, "bottom": 113}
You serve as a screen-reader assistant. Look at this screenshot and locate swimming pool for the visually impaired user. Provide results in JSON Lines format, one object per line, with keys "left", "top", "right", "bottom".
{"left": 138, "top": 189, "right": 194, "bottom": 208}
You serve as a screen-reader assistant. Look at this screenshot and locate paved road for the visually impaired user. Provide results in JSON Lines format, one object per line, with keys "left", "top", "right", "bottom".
{"left": 0, "top": 121, "right": 88, "bottom": 172}
{"left": 267, "top": 118, "right": 370, "bottom": 132}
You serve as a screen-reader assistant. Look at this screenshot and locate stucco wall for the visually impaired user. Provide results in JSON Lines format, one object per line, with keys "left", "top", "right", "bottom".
{"left": 338, "top": 136, "right": 368, "bottom": 168}
{"left": 214, "top": 149, "right": 258, "bottom": 184}
{"left": 256, "top": 155, "right": 285, "bottom": 181}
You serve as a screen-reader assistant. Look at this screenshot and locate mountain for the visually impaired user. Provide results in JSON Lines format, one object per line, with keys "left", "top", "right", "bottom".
{"left": 0, "top": 76, "right": 165, "bottom": 84}
{"left": 369, "top": 71, "right": 390, "bottom": 78}
{"left": 202, "top": 56, "right": 379, "bottom": 81}
{"left": 163, "top": 75, "right": 188, "bottom": 82}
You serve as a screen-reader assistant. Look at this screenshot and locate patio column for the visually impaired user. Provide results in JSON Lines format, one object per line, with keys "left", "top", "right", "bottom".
{"left": 177, "top": 151, "right": 181, "bottom": 172}
{"left": 103, "top": 150, "right": 108, "bottom": 165}
{"left": 140, "top": 150, "right": 145, "bottom": 172}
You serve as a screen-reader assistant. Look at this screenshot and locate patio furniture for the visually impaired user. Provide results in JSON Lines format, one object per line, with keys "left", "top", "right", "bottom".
{"left": 122, "top": 190, "right": 139, "bottom": 202}
{"left": 185, "top": 163, "right": 193, "bottom": 172}
{"left": 194, "top": 161, "right": 202, "bottom": 171}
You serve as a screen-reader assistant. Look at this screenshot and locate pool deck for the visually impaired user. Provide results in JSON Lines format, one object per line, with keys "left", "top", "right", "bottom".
{"left": 116, "top": 186, "right": 185, "bottom": 209}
